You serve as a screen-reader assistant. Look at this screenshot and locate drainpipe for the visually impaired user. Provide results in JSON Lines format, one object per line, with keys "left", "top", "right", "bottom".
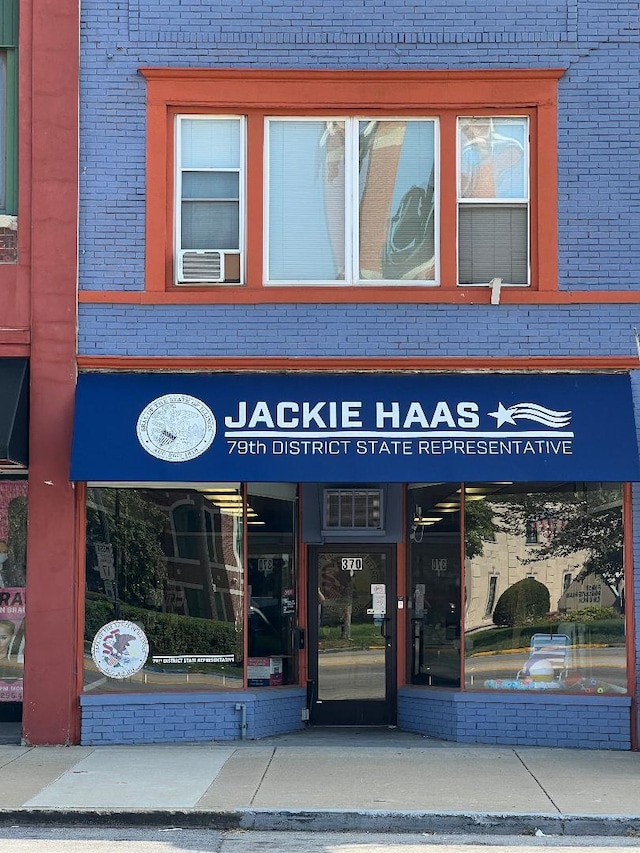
{"left": 235, "top": 703, "right": 248, "bottom": 740}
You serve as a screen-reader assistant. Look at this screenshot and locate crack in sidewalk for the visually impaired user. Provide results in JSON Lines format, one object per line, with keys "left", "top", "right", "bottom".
{"left": 514, "top": 749, "right": 563, "bottom": 814}
{"left": 248, "top": 747, "right": 277, "bottom": 808}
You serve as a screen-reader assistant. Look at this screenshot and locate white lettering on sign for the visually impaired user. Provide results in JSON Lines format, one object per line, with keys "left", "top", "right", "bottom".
{"left": 226, "top": 401, "right": 363, "bottom": 430}
{"left": 151, "top": 654, "right": 234, "bottom": 665}
{"left": 221, "top": 396, "right": 576, "bottom": 464}
{"left": 225, "top": 399, "right": 570, "bottom": 434}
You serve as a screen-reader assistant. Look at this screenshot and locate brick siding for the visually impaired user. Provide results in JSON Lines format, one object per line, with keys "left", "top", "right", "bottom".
{"left": 80, "top": 689, "right": 306, "bottom": 745}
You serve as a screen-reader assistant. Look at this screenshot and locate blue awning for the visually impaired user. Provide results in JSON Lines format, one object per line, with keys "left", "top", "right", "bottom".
{"left": 71, "top": 372, "right": 640, "bottom": 483}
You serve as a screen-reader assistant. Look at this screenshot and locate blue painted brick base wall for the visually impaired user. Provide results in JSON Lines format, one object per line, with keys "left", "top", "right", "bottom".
{"left": 398, "top": 687, "right": 632, "bottom": 750}
{"left": 81, "top": 686, "right": 631, "bottom": 748}
{"left": 80, "top": 688, "right": 306, "bottom": 745}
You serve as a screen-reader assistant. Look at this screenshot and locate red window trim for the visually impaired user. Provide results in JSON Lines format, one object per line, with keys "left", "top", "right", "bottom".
{"left": 141, "top": 68, "right": 564, "bottom": 302}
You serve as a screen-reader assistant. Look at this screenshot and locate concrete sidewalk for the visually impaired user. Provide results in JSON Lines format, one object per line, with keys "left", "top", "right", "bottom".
{"left": 0, "top": 727, "right": 639, "bottom": 835}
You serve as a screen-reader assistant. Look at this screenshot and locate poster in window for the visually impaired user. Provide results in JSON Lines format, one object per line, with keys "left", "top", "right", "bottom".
{"left": 0, "top": 587, "right": 25, "bottom": 702}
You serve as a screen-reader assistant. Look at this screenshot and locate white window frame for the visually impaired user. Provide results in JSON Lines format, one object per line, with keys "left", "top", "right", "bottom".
{"left": 264, "top": 116, "right": 440, "bottom": 286}
{"left": 456, "top": 115, "right": 530, "bottom": 288}
{"left": 174, "top": 114, "right": 246, "bottom": 286}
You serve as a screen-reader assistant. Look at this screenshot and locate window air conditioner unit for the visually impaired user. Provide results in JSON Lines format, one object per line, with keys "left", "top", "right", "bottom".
{"left": 178, "top": 250, "right": 225, "bottom": 283}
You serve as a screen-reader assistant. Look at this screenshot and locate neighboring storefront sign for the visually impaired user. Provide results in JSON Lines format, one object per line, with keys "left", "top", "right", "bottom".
{"left": 0, "top": 587, "right": 24, "bottom": 702}
{"left": 91, "top": 620, "right": 149, "bottom": 679}
{"left": 558, "top": 573, "right": 617, "bottom": 612}
{"left": 71, "top": 373, "right": 640, "bottom": 482}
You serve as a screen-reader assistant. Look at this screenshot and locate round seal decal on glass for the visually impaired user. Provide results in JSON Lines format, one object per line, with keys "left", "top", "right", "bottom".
{"left": 91, "top": 620, "right": 149, "bottom": 680}
{"left": 136, "top": 394, "right": 216, "bottom": 462}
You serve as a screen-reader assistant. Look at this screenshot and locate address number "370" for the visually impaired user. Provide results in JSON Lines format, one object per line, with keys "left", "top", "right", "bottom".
{"left": 341, "top": 557, "right": 363, "bottom": 572}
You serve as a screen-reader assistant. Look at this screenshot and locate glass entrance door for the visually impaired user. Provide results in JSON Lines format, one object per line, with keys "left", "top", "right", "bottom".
{"left": 308, "top": 546, "right": 396, "bottom": 726}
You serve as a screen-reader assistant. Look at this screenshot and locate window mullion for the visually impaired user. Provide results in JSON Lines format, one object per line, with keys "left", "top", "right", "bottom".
{"left": 439, "top": 113, "right": 458, "bottom": 289}
{"left": 346, "top": 119, "right": 357, "bottom": 285}
{"left": 245, "top": 111, "right": 263, "bottom": 289}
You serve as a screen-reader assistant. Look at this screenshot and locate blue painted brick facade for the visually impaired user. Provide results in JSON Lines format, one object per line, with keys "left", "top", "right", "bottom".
{"left": 398, "top": 688, "right": 632, "bottom": 750}
{"left": 78, "top": 0, "right": 640, "bottom": 748}
{"left": 78, "top": 303, "right": 640, "bottom": 359}
{"left": 78, "top": 0, "right": 640, "bottom": 295}
{"left": 80, "top": 689, "right": 306, "bottom": 745}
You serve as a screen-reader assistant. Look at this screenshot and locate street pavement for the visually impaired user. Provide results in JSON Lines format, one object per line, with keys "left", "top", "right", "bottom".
{"left": 0, "top": 726, "right": 639, "bottom": 836}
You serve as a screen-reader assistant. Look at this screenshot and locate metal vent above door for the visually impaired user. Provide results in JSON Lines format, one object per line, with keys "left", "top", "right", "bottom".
{"left": 323, "top": 489, "right": 382, "bottom": 531}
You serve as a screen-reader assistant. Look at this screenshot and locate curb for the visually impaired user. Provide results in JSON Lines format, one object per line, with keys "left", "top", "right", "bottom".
{"left": 0, "top": 809, "right": 639, "bottom": 836}
{"left": 238, "top": 809, "right": 640, "bottom": 837}
{"left": 0, "top": 810, "right": 242, "bottom": 829}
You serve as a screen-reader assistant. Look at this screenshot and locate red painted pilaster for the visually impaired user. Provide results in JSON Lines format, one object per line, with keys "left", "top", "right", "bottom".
{"left": 21, "top": 0, "right": 80, "bottom": 745}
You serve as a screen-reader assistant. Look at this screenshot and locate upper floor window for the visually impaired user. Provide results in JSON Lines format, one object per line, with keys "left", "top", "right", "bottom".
{"left": 458, "top": 117, "right": 529, "bottom": 286}
{"left": 176, "top": 116, "right": 244, "bottom": 285}
{"left": 143, "top": 70, "right": 561, "bottom": 299}
{"left": 0, "top": 54, "right": 6, "bottom": 210}
{"left": 0, "top": 2, "right": 17, "bottom": 217}
{"left": 267, "top": 118, "right": 436, "bottom": 285}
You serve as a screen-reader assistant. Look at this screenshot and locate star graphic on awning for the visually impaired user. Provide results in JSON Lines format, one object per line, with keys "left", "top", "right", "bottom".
{"left": 488, "top": 403, "right": 517, "bottom": 427}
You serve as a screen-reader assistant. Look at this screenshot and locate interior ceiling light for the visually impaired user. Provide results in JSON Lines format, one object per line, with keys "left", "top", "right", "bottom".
{"left": 435, "top": 502, "right": 460, "bottom": 509}
{"left": 414, "top": 516, "right": 442, "bottom": 523}
{"left": 201, "top": 493, "right": 261, "bottom": 523}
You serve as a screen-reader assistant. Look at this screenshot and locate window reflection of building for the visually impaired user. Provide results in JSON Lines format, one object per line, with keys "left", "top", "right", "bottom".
{"left": 84, "top": 486, "right": 244, "bottom": 692}
{"left": 463, "top": 483, "right": 626, "bottom": 694}
{"left": 408, "top": 482, "right": 627, "bottom": 696}
{"left": 167, "top": 496, "right": 241, "bottom": 623}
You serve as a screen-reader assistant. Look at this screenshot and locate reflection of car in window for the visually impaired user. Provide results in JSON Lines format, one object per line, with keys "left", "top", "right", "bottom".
{"left": 249, "top": 598, "right": 279, "bottom": 634}
{"left": 249, "top": 597, "right": 283, "bottom": 656}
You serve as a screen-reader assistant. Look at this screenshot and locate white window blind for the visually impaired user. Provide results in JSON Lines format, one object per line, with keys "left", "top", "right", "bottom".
{"left": 267, "top": 118, "right": 437, "bottom": 285}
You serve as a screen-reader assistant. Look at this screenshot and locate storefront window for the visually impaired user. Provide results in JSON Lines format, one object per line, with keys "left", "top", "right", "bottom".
{"left": 464, "top": 483, "right": 627, "bottom": 695}
{"left": 408, "top": 484, "right": 462, "bottom": 687}
{"left": 84, "top": 487, "right": 244, "bottom": 692}
{"left": 247, "top": 484, "right": 298, "bottom": 686}
{"left": 0, "top": 478, "right": 26, "bottom": 703}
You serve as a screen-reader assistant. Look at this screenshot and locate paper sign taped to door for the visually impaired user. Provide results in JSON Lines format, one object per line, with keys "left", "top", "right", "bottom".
{"left": 372, "top": 593, "right": 386, "bottom": 612}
